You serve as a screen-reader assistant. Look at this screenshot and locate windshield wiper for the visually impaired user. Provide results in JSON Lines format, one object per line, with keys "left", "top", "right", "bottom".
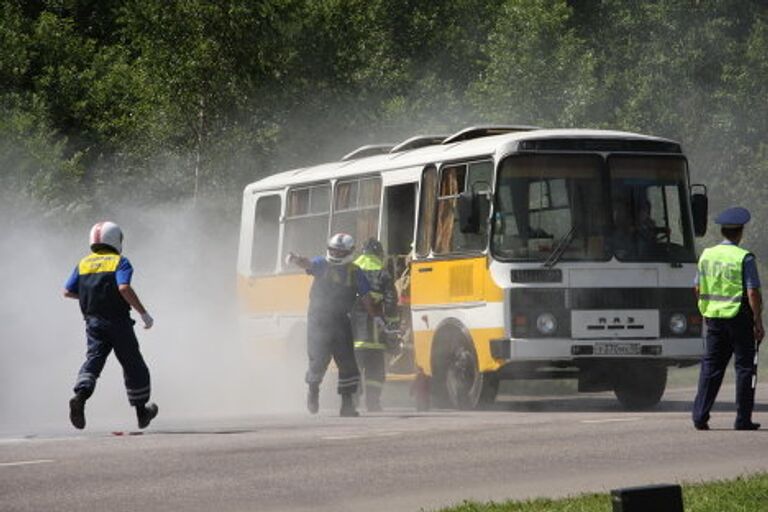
{"left": 542, "top": 226, "right": 576, "bottom": 268}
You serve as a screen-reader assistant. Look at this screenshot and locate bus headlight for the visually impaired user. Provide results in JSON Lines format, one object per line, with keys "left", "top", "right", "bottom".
{"left": 536, "top": 313, "right": 557, "bottom": 335}
{"left": 669, "top": 313, "right": 687, "bottom": 335}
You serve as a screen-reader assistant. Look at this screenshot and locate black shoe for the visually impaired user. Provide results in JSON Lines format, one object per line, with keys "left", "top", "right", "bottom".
{"left": 340, "top": 394, "right": 359, "bottom": 417}
{"left": 136, "top": 403, "right": 158, "bottom": 429}
{"left": 694, "top": 422, "right": 709, "bottom": 431}
{"left": 735, "top": 422, "right": 760, "bottom": 431}
{"left": 69, "top": 395, "right": 86, "bottom": 430}
{"left": 307, "top": 384, "right": 319, "bottom": 414}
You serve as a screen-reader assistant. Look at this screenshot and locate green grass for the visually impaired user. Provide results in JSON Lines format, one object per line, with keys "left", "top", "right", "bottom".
{"left": 429, "top": 473, "right": 768, "bottom": 512}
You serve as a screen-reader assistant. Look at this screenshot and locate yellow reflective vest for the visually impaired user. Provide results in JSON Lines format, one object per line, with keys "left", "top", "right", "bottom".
{"left": 697, "top": 244, "right": 750, "bottom": 318}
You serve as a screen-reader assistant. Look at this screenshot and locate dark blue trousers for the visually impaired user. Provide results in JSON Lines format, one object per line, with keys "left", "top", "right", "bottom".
{"left": 74, "top": 316, "right": 151, "bottom": 406}
{"left": 692, "top": 311, "right": 756, "bottom": 427}
{"left": 305, "top": 313, "right": 360, "bottom": 395}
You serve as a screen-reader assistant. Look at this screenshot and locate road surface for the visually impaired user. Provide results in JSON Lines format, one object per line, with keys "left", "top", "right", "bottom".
{"left": 1, "top": 385, "right": 767, "bottom": 512}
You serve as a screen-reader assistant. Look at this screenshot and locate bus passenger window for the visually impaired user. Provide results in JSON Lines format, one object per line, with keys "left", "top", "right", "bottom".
{"left": 416, "top": 166, "right": 437, "bottom": 256}
{"left": 283, "top": 184, "right": 330, "bottom": 266}
{"left": 251, "top": 195, "right": 281, "bottom": 274}
{"left": 332, "top": 176, "right": 381, "bottom": 247}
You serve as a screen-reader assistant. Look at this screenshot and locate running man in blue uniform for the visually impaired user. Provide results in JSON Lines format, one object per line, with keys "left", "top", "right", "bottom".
{"left": 63, "top": 221, "right": 158, "bottom": 430}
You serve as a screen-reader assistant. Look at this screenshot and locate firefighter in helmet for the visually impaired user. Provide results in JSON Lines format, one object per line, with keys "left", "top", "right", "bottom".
{"left": 63, "top": 221, "right": 158, "bottom": 430}
{"left": 351, "top": 238, "right": 399, "bottom": 412}
{"left": 286, "top": 233, "right": 382, "bottom": 416}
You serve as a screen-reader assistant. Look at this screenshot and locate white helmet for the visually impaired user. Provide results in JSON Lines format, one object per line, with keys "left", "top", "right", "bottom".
{"left": 89, "top": 221, "right": 123, "bottom": 253}
{"left": 326, "top": 233, "right": 355, "bottom": 265}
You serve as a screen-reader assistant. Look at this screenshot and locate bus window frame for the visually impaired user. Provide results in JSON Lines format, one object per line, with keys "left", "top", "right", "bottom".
{"left": 427, "top": 157, "right": 495, "bottom": 260}
{"left": 330, "top": 174, "right": 383, "bottom": 246}
{"left": 250, "top": 192, "right": 283, "bottom": 276}
{"left": 281, "top": 181, "right": 332, "bottom": 274}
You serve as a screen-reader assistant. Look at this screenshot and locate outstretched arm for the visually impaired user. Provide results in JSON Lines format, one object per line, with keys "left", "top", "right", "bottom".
{"left": 285, "top": 252, "right": 312, "bottom": 270}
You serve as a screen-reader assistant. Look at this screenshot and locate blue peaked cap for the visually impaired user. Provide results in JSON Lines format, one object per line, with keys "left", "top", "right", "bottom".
{"left": 714, "top": 206, "right": 751, "bottom": 226}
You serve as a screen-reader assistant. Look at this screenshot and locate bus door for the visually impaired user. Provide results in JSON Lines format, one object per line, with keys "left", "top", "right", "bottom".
{"left": 381, "top": 168, "right": 420, "bottom": 374}
{"left": 410, "top": 161, "right": 498, "bottom": 375}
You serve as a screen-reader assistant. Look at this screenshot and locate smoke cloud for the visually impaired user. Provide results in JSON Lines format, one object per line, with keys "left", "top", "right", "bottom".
{"left": 0, "top": 198, "right": 307, "bottom": 436}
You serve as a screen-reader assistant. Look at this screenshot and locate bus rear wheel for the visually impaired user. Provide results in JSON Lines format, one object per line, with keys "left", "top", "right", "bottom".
{"left": 613, "top": 363, "right": 667, "bottom": 410}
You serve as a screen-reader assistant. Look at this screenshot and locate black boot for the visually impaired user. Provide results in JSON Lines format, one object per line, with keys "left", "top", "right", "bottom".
{"left": 340, "top": 393, "right": 359, "bottom": 417}
{"left": 365, "top": 387, "right": 382, "bottom": 412}
{"left": 307, "top": 383, "right": 320, "bottom": 414}
{"left": 69, "top": 392, "right": 88, "bottom": 430}
{"left": 136, "top": 402, "right": 159, "bottom": 429}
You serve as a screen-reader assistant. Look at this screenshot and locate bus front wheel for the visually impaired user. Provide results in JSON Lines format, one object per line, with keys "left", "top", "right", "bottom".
{"left": 613, "top": 363, "right": 667, "bottom": 410}
{"left": 433, "top": 328, "right": 497, "bottom": 409}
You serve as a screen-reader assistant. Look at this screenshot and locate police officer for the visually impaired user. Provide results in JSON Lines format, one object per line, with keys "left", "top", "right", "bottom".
{"left": 286, "top": 233, "right": 382, "bottom": 417}
{"left": 352, "top": 238, "right": 399, "bottom": 412}
{"left": 63, "top": 221, "right": 158, "bottom": 430}
{"left": 692, "top": 207, "right": 764, "bottom": 430}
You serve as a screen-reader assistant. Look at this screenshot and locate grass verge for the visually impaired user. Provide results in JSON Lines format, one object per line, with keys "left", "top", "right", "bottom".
{"left": 431, "top": 473, "right": 768, "bottom": 512}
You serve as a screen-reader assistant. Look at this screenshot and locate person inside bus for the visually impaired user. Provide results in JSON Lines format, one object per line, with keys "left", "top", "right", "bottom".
{"left": 285, "top": 233, "right": 383, "bottom": 417}
{"left": 351, "top": 238, "right": 399, "bottom": 412}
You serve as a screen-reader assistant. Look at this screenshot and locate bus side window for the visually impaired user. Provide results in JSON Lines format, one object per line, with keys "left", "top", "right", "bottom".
{"left": 434, "top": 161, "right": 492, "bottom": 254}
{"left": 416, "top": 166, "right": 437, "bottom": 257}
{"left": 251, "top": 194, "right": 281, "bottom": 275}
{"left": 283, "top": 183, "right": 330, "bottom": 265}
{"left": 332, "top": 176, "right": 381, "bottom": 247}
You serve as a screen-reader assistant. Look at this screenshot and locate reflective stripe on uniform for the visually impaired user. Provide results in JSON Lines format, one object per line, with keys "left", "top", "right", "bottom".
{"left": 354, "top": 341, "right": 387, "bottom": 350}
{"left": 698, "top": 294, "right": 742, "bottom": 303}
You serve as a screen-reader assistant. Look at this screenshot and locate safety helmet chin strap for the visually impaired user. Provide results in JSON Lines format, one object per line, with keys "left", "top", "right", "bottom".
{"left": 327, "top": 252, "right": 355, "bottom": 265}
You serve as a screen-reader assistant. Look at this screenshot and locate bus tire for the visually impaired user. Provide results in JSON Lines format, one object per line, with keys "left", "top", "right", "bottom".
{"left": 613, "top": 363, "right": 667, "bottom": 410}
{"left": 431, "top": 325, "right": 486, "bottom": 410}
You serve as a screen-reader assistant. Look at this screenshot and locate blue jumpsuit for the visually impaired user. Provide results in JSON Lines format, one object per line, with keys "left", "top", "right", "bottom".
{"left": 65, "top": 251, "right": 151, "bottom": 406}
{"left": 692, "top": 242, "right": 760, "bottom": 428}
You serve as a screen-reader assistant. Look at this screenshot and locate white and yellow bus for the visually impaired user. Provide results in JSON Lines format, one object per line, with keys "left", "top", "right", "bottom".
{"left": 237, "top": 126, "right": 709, "bottom": 410}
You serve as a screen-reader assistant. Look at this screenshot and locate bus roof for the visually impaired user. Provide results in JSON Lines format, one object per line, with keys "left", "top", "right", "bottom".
{"left": 245, "top": 128, "right": 681, "bottom": 193}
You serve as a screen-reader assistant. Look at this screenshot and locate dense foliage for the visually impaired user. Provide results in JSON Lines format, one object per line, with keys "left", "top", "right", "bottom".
{"left": 2, "top": 0, "right": 768, "bottom": 250}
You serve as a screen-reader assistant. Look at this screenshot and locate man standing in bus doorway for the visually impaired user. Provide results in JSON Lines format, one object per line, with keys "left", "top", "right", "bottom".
{"left": 63, "top": 221, "right": 158, "bottom": 430}
{"left": 285, "top": 233, "right": 383, "bottom": 417}
{"left": 351, "top": 238, "right": 399, "bottom": 412}
{"left": 692, "top": 207, "right": 763, "bottom": 431}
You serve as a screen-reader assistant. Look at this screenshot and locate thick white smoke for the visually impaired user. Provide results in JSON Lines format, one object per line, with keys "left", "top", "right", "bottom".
{"left": 0, "top": 199, "right": 306, "bottom": 436}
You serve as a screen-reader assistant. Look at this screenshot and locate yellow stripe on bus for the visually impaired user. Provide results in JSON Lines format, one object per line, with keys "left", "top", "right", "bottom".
{"left": 237, "top": 273, "right": 311, "bottom": 314}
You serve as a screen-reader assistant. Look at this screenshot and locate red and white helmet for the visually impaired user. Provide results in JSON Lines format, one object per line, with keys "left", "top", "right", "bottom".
{"left": 89, "top": 221, "right": 123, "bottom": 253}
{"left": 326, "top": 232, "right": 355, "bottom": 264}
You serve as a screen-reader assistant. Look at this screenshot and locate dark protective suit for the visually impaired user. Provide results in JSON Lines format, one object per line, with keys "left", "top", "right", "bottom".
{"left": 351, "top": 253, "right": 398, "bottom": 410}
{"left": 305, "top": 258, "right": 369, "bottom": 395}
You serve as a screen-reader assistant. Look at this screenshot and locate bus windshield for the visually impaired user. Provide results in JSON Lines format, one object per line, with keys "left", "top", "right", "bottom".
{"left": 493, "top": 154, "right": 609, "bottom": 262}
{"left": 492, "top": 153, "right": 696, "bottom": 264}
{"left": 608, "top": 155, "right": 696, "bottom": 263}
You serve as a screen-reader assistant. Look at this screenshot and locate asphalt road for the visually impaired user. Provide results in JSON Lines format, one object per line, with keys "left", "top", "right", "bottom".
{"left": 2, "top": 385, "right": 767, "bottom": 512}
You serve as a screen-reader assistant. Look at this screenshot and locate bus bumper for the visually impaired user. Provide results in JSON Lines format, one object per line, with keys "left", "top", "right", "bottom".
{"left": 490, "top": 336, "right": 704, "bottom": 363}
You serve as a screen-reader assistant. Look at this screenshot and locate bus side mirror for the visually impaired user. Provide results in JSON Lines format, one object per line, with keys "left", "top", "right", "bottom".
{"left": 691, "top": 186, "right": 708, "bottom": 237}
{"left": 458, "top": 191, "right": 479, "bottom": 233}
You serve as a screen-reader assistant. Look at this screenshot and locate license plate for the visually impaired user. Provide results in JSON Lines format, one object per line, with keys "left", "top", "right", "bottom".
{"left": 594, "top": 343, "right": 641, "bottom": 355}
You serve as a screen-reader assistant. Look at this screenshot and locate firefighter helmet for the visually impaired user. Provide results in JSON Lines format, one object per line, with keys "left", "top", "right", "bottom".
{"left": 327, "top": 233, "right": 355, "bottom": 264}
{"left": 89, "top": 221, "right": 123, "bottom": 253}
{"left": 362, "top": 238, "right": 384, "bottom": 259}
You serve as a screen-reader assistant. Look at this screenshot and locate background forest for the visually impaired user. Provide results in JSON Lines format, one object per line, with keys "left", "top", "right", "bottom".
{"left": 2, "top": 0, "right": 768, "bottom": 253}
